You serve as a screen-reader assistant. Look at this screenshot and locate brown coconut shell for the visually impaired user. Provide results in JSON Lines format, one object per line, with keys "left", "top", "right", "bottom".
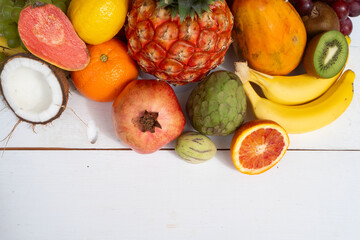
{"left": 0, "top": 53, "right": 69, "bottom": 124}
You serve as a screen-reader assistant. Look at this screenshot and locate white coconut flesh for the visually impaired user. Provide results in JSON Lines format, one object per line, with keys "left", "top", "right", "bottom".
{"left": 0, "top": 57, "right": 64, "bottom": 123}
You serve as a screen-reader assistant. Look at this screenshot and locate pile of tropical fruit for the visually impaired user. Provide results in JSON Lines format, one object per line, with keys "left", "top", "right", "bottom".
{"left": 0, "top": 0, "right": 358, "bottom": 174}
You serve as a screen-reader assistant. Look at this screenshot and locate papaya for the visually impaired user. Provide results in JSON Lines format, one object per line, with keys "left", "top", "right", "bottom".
{"left": 232, "top": 0, "right": 307, "bottom": 75}
{"left": 18, "top": 2, "right": 90, "bottom": 71}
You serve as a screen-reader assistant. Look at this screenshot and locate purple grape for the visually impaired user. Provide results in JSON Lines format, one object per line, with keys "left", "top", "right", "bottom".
{"left": 296, "top": 0, "right": 314, "bottom": 16}
{"left": 349, "top": 1, "right": 360, "bottom": 16}
{"left": 340, "top": 17, "right": 353, "bottom": 35}
{"left": 320, "top": 0, "right": 336, "bottom": 4}
{"left": 332, "top": 0, "right": 350, "bottom": 20}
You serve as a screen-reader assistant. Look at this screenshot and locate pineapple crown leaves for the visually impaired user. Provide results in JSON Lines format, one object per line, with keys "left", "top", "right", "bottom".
{"left": 158, "top": 0, "right": 220, "bottom": 22}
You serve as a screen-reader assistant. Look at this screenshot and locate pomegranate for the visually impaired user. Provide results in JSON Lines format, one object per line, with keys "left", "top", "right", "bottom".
{"left": 111, "top": 80, "right": 185, "bottom": 154}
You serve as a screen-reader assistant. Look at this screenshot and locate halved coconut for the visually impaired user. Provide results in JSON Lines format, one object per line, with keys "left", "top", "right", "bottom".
{"left": 0, "top": 53, "right": 69, "bottom": 124}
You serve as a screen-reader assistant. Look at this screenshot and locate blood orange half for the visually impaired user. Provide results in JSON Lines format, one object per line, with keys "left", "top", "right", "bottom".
{"left": 230, "top": 120, "right": 290, "bottom": 175}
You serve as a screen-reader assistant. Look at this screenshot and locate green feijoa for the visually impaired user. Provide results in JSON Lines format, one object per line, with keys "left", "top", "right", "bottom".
{"left": 175, "top": 131, "right": 217, "bottom": 164}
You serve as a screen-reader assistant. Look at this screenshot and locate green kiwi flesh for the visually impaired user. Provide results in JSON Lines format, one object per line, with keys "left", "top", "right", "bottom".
{"left": 303, "top": 30, "right": 348, "bottom": 78}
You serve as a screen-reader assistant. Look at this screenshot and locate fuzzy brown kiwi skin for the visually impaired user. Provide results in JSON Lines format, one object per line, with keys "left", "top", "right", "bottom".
{"left": 302, "top": 33, "right": 322, "bottom": 77}
{"left": 0, "top": 53, "right": 69, "bottom": 125}
{"left": 303, "top": 31, "right": 348, "bottom": 78}
{"left": 302, "top": 1, "right": 340, "bottom": 39}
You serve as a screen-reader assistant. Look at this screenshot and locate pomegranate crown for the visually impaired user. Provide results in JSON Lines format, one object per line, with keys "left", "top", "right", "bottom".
{"left": 158, "top": 0, "right": 219, "bottom": 22}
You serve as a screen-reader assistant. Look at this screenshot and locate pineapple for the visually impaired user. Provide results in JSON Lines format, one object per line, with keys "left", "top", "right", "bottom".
{"left": 126, "top": 0, "right": 233, "bottom": 84}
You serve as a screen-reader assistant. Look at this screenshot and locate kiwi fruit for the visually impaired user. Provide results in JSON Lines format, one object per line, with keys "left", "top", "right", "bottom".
{"left": 302, "top": 1, "right": 340, "bottom": 38}
{"left": 303, "top": 30, "right": 348, "bottom": 78}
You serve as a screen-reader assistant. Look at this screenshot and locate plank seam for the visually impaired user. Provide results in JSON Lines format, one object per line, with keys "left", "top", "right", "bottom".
{"left": 2, "top": 148, "right": 360, "bottom": 152}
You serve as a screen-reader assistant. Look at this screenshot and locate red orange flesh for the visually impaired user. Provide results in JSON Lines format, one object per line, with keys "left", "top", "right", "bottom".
{"left": 230, "top": 120, "right": 290, "bottom": 175}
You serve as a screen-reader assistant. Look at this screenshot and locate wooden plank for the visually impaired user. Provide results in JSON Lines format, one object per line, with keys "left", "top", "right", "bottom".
{"left": 0, "top": 150, "right": 359, "bottom": 240}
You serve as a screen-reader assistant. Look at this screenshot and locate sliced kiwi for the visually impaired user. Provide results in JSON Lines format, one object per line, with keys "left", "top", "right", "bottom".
{"left": 303, "top": 30, "right": 348, "bottom": 78}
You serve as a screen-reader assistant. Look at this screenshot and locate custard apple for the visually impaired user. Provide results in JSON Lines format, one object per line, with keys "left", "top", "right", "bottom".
{"left": 186, "top": 71, "right": 247, "bottom": 136}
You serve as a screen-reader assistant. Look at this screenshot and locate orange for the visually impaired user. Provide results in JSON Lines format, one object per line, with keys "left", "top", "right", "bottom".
{"left": 71, "top": 38, "right": 138, "bottom": 102}
{"left": 230, "top": 120, "right": 290, "bottom": 175}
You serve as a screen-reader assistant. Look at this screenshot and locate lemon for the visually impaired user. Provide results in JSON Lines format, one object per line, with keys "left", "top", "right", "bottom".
{"left": 67, "top": 0, "right": 128, "bottom": 45}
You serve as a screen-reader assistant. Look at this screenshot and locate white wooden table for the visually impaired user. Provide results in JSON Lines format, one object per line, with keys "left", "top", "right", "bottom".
{"left": 1, "top": 18, "right": 360, "bottom": 240}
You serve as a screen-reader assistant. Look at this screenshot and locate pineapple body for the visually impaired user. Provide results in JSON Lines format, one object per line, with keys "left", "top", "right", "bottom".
{"left": 126, "top": 0, "right": 233, "bottom": 84}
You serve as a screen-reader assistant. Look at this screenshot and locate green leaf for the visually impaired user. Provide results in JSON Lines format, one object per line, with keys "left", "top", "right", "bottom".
{"left": 189, "top": 8, "right": 195, "bottom": 20}
{"left": 158, "top": 0, "right": 220, "bottom": 21}
{"left": 158, "top": 0, "right": 174, "bottom": 8}
{"left": 192, "top": 2, "right": 203, "bottom": 16}
{"left": 202, "top": 1, "right": 210, "bottom": 13}
{"left": 171, "top": 9, "right": 177, "bottom": 19}
{"left": 178, "top": 0, "right": 192, "bottom": 22}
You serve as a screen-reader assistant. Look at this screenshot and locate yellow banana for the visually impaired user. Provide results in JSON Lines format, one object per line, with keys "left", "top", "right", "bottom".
{"left": 0, "top": 36, "right": 26, "bottom": 56}
{"left": 235, "top": 62, "right": 355, "bottom": 134}
{"left": 244, "top": 36, "right": 351, "bottom": 106}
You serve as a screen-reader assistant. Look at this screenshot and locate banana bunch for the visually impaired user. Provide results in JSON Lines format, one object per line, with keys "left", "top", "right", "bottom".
{"left": 248, "top": 66, "right": 345, "bottom": 106}
{"left": 235, "top": 62, "right": 355, "bottom": 134}
{"left": 0, "top": 36, "right": 26, "bottom": 64}
{"left": 244, "top": 36, "right": 351, "bottom": 106}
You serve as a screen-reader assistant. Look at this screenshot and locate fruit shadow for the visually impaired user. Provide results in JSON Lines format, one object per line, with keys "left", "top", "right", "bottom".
{"left": 167, "top": 146, "right": 237, "bottom": 171}
{"left": 215, "top": 150, "right": 239, "bottom": 171}
{"left": 64, "top": 77, "right": 117, "bottom": 144}
{"left": 85, "top": 99, "right": 116, "bottom": 143}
